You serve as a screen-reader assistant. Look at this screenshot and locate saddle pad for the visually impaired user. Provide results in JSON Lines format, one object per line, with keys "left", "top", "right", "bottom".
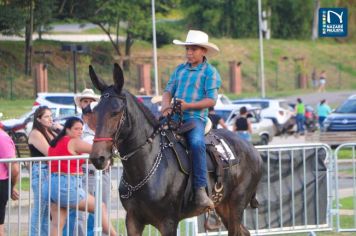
{"left": 165, "top": 134, "right": 240, "bottom": 175}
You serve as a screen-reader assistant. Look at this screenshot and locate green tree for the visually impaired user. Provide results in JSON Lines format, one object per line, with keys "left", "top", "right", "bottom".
{"left": 268, "top": 0, "right": 314, "bottom": 39}
{"left": 181, "top": 0, "right": 258, "bottom": 38}
{"left": 0, "top": 0, "right": 56, "bottom": 75}
{"left": 58, "top": 0, "right": 179, "bottom": 70}
{"left": 0, "top": 1, "right": 26, "bottom": 35}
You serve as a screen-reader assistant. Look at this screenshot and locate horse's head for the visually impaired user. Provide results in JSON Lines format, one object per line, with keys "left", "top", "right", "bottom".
{"left": 89, "top": 63, "right": 126, "bottom": 169}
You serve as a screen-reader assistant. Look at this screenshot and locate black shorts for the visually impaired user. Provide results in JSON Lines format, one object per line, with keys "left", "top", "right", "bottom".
{"left": 0, "top": 179, "right": 9, "bottom": 224}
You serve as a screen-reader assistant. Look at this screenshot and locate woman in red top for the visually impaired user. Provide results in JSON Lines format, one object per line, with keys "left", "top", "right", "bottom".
{"left": 48, "top": 117, "right": 116, "bottom": 236}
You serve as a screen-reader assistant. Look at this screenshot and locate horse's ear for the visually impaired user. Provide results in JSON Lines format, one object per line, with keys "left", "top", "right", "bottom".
{"left": 89, "top": 65, "right": 107, "bottom": 92}
{"left": 113, "top": 63, "right": 124, "bottom": 92}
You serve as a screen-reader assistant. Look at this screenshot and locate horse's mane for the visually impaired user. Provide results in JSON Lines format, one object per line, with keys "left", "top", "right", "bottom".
{"left": 124, "top": 91, "right": 160, "bottom": 128}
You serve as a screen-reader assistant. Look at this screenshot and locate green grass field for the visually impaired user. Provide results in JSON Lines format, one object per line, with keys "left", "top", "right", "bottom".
{"left": 0, "top": 99, "right": 33, "bottom": 119}
{"left": 0, "top": 37, "right": 355, "bottom": 99}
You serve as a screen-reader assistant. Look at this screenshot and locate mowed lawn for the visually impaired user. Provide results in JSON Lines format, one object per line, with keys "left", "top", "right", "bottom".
{"left": 0, "top": 99, "right": 33, "bottom": 119}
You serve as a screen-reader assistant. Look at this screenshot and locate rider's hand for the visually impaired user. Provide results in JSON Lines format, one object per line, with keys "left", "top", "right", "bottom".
{"left": 176, "top": 99, "right": 190, "bottom": 111}
{"left": 161, "top": 106, "right": 172, "bottom": 117}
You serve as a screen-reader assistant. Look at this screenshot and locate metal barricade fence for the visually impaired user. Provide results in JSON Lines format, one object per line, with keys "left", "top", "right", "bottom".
{"left": 193, "top": 143, "right": 334, "bottom": 236}
{"left": 334, "top": 143, "right": 356, "bottom": 232}
{"left": 0, "top": 154, "right": 192, "bottom": 236}
{"left": 1, "top": 143, "right": 354, "bottom": 236}
{"left": 0, "top": 155, "right": 93, "bottom": 236}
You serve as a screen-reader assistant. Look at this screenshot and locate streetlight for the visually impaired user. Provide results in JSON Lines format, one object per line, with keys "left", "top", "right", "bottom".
{"left": 61, "top": 44, "right": 89, "bottom": 112}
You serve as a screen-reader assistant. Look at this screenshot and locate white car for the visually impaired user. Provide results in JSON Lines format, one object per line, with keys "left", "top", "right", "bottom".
{"left": 215, "top": 94, "right": 247, "bottom": 111}
{"left": 216, "top": 107, "right": 275, "bottom": 145}
{"left": 232, "top": 98, "right": 293, "bottom": 134}
{"left": 2, "top": 104, "right": 78, "bottom": 135}
{"left": 33, "top": 92, "right": 76, "bottom": 107}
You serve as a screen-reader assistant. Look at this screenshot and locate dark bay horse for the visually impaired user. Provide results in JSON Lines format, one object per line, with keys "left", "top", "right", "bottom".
{"left": 89, "top": 63, "right": 263, "bottom": 236}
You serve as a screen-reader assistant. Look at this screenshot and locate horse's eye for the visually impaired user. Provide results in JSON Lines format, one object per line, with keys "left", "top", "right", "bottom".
{"left": 111, "top": 111, "right": 120, "bottom": 117}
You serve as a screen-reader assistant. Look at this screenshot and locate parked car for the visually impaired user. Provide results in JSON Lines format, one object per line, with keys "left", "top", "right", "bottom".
{"left": 215, "top": 94, "right": 249, "bottom": 111}
{"left": 216, "top": 94, "right": 233, "bottom": 106}
{"left": 136, "top": 95, "right": 161, "bottom": 118}
{"left": 33, "top": 92, "right": 76, "bottom": 107}
{"left": 232, "top": 98, "right": 294, "bottom": 135}
{"left": 2, "top": 104, "right": 77, "bottom": 136}
{"left": 323, "top": 94, "right": 356, "bottom": 132}
{"left": 216, "top": 107, "right": 275, "bottom": 145}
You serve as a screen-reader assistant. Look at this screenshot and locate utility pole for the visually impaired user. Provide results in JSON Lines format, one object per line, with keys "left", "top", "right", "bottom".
{"left": 312, "top": 0, "right": 320, "bottom": 40}
{"left": 25, "top": 0, "right": 34, "bottom": 75}
{"left": 151, "top": 0, "right": 159, "bottom": 96}
{"left": 258, "top": 0, "right": 266, "bottom": 98}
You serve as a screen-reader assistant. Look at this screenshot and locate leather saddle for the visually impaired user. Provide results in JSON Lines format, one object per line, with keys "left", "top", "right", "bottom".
{"left": 160, "top": 121, "right": 240, "bottom": 175}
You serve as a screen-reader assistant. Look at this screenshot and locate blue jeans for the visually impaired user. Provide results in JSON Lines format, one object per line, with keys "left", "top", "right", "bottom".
{"left": 185, "top": 118, "right": 207, "bottom": 189}
{"left": 296, "top": 114, "right": 305, "bottom": 134}
{"left": 237, "top": 131, "right": 251, "bottom": 142}
{"left": 30, "top": 163, "right": 49, "bottom": 236}
{"left": 50, "top": 174, "right": 86, "bottom": 207}
{"left": 319, "top": 116, "right": 326, "bottom": 129}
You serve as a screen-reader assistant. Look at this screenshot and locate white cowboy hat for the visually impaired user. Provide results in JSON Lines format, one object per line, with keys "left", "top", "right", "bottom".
{"left": 173, "top": 30, "right": 219, "bottom": 56}
{"left": 151, "top": 95, "right": 162, "bottom": 104}
{"left": 74, "top": 88, "right": 100, "bottom": 108}
{"left": 82, "top": 101, "right": 99, "bottom": 115}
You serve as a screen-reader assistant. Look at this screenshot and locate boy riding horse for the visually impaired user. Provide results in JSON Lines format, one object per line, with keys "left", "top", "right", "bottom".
{"left": 161, "top": 30, "right": 221, "bottom": 214}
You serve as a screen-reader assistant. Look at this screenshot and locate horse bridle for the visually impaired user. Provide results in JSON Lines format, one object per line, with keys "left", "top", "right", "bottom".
{"left": 92, "top": 92, "right": 158, "bottom": 161}
{"left": 92, "top": 92, "right": 127, "bottom": 150}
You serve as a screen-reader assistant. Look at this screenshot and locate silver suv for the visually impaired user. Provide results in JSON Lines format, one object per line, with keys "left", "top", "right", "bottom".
{"left": 323, "top": 94, "right": 356, "bottom": 131}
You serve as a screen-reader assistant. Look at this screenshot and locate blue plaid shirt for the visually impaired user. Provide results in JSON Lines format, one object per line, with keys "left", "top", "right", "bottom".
{"left": 164, "top": 58, "right": 221, "bottom": 121}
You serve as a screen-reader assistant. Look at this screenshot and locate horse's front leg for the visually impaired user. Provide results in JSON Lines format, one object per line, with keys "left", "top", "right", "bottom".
{"left": 126, "top": 212, "right": 145, "bottom": 236}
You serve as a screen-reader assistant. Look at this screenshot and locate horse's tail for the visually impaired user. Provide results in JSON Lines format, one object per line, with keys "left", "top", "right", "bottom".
{"left": 249, "top": 192, "right": 259, "bottom": 208}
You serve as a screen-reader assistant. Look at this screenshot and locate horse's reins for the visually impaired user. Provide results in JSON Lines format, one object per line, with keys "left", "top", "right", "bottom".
{"left": 92, "top": 92, "right": 183, "bottom": 198}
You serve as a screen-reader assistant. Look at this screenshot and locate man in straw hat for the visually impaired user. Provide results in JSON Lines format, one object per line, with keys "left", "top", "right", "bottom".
{"left": 74, "top": 88, "right": 100, "bottom": 115}
{"left": 161, "top": 30, "right": 221, "bottom": 213}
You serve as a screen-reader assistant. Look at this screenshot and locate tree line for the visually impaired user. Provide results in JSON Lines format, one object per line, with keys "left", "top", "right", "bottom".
{"left": 0, "top": 0, "right": 354, "bottom": 75}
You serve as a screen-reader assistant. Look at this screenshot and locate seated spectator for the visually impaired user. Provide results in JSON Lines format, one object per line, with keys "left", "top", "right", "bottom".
{"left": 48, "top": 117, "right": 116, "bottom": 236}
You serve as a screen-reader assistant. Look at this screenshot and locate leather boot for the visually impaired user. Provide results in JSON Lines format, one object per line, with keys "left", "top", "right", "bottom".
{"left": 194, "top": 187, "right": 214, "bottom": 214}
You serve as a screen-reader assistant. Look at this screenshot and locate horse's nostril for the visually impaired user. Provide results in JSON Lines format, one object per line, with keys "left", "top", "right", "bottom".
{"left": 92, "top": 156, "right": 107, "bottom": 169}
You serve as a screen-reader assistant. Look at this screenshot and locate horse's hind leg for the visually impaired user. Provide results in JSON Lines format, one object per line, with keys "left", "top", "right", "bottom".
{"left": 156, "top": 219, "right": 179, "bottom": 236}
{"left": 227, "top": 192, "right": 250, "bottom": 236}
{"left": 126, "top": 213, "right": 144, "bottom": 236}
{"left": 249, "top": 192, "right": 259, "bottom": 208}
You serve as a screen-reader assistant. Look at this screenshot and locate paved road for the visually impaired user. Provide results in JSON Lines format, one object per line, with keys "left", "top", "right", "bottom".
{"left": 283, "top": 90, "right": 354, "bottom": 107}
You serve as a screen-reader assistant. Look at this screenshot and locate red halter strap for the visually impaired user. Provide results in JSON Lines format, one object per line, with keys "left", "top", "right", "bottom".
{"left": 93, "top": 137, "right": 113, "bottom": 142}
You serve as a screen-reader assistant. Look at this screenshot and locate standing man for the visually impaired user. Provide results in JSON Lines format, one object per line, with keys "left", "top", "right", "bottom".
{"left": 76, "top": 101, "right": 111, "bottom": 236}
{"left": 161, "top": 30, "right": 221, "bottom": 213}
{"left": 75, "top": 89, "right": 110, "bottom": 236}
{"left": 295, "top": 98, "right": 305, "bottom": 135}
{"left": 63, "top": 88, "right": 100, "bottom": 236}
{"left": 0, "top": 125, "right": 19, "bottom": 236}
